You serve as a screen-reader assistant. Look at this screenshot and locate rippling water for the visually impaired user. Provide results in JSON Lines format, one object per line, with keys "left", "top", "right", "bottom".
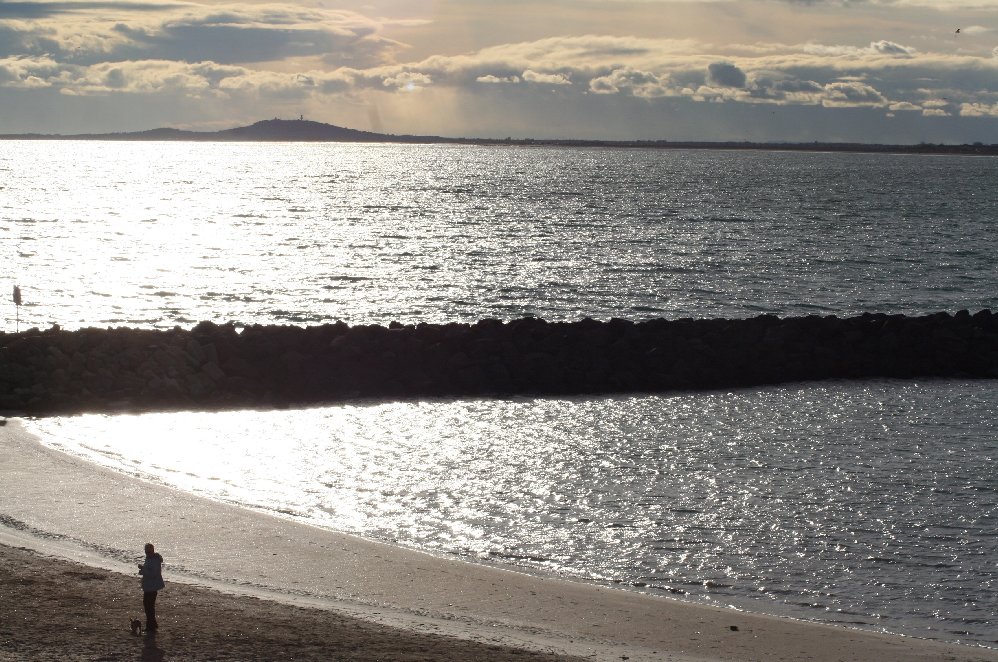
{"left": 4, "top": 142, "right": 997, "bottom": 647}
{"left": 26, "top": 380, "right": 998, "bottom": 646}
{"left": 2, "top": 142, "right": 996, "bottom": 329}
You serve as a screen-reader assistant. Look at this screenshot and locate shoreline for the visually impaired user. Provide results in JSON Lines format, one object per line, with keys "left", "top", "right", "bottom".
{"left": 3, "top": 118, "right": 997, "bottom": 156}
{"left": 2, "top": 419, "right": 996, "bottom": 661}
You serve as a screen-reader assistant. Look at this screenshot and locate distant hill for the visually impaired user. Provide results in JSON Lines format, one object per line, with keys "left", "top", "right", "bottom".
{"left": 216, "top": 119, "right": 404, "bottom": 142}
{"left": 2, "top": 118, "right": 997, "bottom": 155}
{"left": 1, "top": 119, "right": 437, "bottom": 143}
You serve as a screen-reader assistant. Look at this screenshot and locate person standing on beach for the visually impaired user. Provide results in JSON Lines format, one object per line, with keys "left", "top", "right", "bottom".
{"left": 138, "top": 543, "right": 165, "bottom": 631}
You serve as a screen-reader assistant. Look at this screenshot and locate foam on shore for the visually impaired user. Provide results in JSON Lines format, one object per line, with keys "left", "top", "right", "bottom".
{"left": 1, "top": 419, "right": 995, "bottom": 662}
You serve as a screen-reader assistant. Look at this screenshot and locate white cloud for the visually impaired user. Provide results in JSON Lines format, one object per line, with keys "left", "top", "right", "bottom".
{"left": 870, "top": 41, "right": 916, "bottom": 57}
{"left": 692, "top": 84, "right": 751, "bottom": 103}
{"left": 58, "top": 60, "right": 238, "bottom": 96}
{"left": 588, "top": 68, "right": 672, "bottom": 97}
{"left": 804, "top": 41, "right": 918, "bottom": 59}
{"left": 522, "top": 69, "right": 571, "bottom": 85}
{"left": 0, "top": 55, "right": 59, "bottom": 88}
{"left": 477, "top": 75, "right": 520, "bottom": 84}
{"left": 383, "top": 71, "right": 432, "bottom": 90}
{"left": 821, "top": 81, "right": 887, "bottom": 107}
{"left": 960, "top": 102, "right": 998, "bottom": 117}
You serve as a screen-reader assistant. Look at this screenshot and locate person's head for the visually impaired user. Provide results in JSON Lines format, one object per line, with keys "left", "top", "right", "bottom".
{"left": 144, "top": 543, "right": 155, "bottom": 556}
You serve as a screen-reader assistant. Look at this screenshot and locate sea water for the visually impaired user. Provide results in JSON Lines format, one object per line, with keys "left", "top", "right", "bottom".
{"left": 3, "top": 142, "right": 997, "bottom": 646}
{"left": 23, "top": 382, "right": 998, "bottom": 646}
{"left": 2, "top": 142, "right": 997, "bottom": 328}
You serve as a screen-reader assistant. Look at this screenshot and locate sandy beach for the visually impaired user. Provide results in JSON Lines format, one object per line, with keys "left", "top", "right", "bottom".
{"left": 2, "top": 418, "right": 996, "bottom": 662}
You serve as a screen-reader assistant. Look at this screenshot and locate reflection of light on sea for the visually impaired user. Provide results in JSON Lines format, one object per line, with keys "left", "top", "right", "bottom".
{"left": 7, "top": 142, "right": 998, "bottom": 331}
{"left": 23, "top": 381, "right": 998, "bottom": 646}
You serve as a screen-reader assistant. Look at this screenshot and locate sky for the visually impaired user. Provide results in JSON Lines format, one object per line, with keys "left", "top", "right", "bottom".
{"left": 0, "top": 0, "right": 996, "bottom": 142}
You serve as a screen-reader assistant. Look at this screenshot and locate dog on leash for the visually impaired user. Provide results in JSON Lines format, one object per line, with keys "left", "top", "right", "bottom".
{"left": 130, "top": 618, "right": 142, "bottom": 635}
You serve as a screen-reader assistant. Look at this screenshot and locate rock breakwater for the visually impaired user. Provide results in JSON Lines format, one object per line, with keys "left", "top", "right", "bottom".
{"left": 1, "top": 311, "right": 996, "bottom": 415}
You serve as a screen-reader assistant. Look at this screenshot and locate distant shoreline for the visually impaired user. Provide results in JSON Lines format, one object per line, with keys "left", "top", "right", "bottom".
{"left": 2, "top": 118, "right": 996, "bottom": 155}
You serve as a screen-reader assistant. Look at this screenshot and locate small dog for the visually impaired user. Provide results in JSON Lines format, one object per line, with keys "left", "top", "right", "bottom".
{"left": 130, "top": 618, "right": 142, "bottom": 635}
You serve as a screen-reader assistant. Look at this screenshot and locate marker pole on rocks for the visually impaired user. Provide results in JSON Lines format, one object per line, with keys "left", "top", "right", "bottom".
{"left": 12, "top": 285, "right": 21, "bottom": 333}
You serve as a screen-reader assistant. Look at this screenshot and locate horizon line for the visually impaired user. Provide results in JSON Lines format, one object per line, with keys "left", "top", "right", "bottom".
{"left": 2, "top": 118, "right": 997, "bottom": 154}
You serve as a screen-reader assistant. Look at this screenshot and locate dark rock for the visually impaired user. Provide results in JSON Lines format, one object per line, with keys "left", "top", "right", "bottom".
{"left": 1, "top": 310, "right": 995, "bottom": 415}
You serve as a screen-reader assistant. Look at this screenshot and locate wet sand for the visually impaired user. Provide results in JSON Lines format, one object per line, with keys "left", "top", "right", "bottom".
{"left": 1, "top": 419, "right": 995, "bottom": 661}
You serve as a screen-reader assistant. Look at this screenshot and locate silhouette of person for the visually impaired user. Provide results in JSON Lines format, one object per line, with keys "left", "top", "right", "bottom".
{"left": 138, "top": 543, "right": 165, "bottom": 631}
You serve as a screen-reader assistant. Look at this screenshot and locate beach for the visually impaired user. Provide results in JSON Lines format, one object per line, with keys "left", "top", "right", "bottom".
{"left": 0, "top": 543, "right": 587, "bottom": 662}
{"left": 2, "top": 418, "right": 996, "bottom": 662}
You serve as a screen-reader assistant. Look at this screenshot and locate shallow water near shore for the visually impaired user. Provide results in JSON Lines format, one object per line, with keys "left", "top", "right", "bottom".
{"left": 25, "top": 379, "right": 998, "bottom": 647}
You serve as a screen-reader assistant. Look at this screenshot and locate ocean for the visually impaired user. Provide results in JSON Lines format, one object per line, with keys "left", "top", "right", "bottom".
{"left": 3, "top": 141, "right": 997, "bottom": 647}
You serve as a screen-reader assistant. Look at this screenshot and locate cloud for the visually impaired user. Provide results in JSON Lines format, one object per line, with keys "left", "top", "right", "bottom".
{"left": 960, "top": 102, "right": 998, "bottom": 117}
{"left": 477, "top": 75, "right": 520, "bottom": 84}
{"left": 0, "top": 2, "right": 184, "bottom": 20}
{"left": 706, "top": 62, "right": 747, "bottom": 88}
{"left": 382, "top": 71, "right": 432, "bottom": 90}
{"left": 7, "top": 30, "right": 997, "bottom": 115}
{"left": 870, "top": 41, "right": 916, "bottom": 57}
{"left": 804, "top": 41, "right": 918, "bottom": 59}
{"left": 522, "top": 69, "right": 571, "bottom": 85}
{"left": 0, "top": 55, "right": 60, "bottom": 88}
{"left": 58, "top": 59, "right": 242, "bottom": 96}
{"left": 749, "top": 74, "right": 824, "bottom": 97}
{"left": 589, "top": 68, "right": 671, "bottom": 98}
{"left": 0, "top": 2, "right": 404, "bottom": 66}
{"left": 3, "top": 18, "right": 998, "bottom": 142}
{"left": 216, "top": 68, "right": 322, "bottom": 98}
{"left": 822, "top": 81, "right": 887, "bottom": 107}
